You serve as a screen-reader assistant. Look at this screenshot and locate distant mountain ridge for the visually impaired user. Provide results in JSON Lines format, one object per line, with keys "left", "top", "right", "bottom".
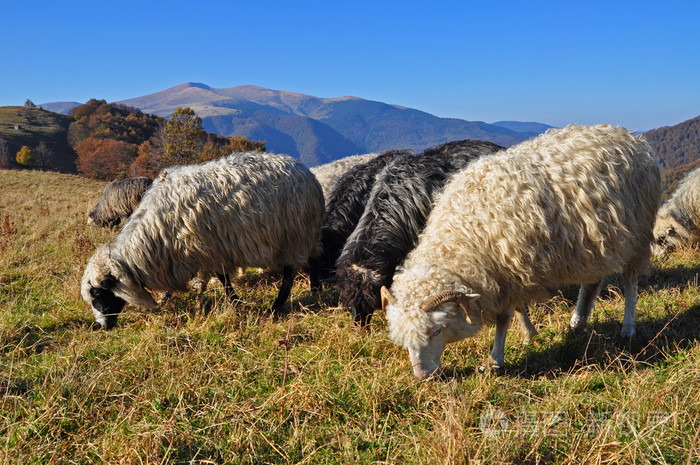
{"left": 113, "top": 82, "right": 550, "bottom": 165}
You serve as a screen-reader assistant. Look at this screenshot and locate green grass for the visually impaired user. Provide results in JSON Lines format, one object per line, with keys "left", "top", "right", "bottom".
{"left": 1, "top": 169, "right": 699, "bottom": 464}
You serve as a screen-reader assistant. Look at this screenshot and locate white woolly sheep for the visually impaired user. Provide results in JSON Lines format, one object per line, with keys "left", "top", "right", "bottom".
{"left": 82, "top": 152, "right": 324, "bottom": 329}
{"left": 88, "top": 177, "right": 153, "bottom": 228}
{"left": 381, "top": 125, "right": 662, "bottom": 379}
{"left": 653, "top": 167, "right": 700, "bottom": 254}
{"left": 310, "top": 152, "right": 378, "bottom": 197}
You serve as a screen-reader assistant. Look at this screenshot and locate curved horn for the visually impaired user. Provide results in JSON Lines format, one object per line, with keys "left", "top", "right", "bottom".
{"left": 420, "top": 290, "right": 479, "bottom": 325}
{"left": 380, "top": 286, "right": 398, "bottom": 312}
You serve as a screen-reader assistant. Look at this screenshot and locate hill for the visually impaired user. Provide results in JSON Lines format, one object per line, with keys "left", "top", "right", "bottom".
{"left": 118, "top": 83, "right": 536, "bottom": 164}
{"left": 0, "top": 106, "right": 76, "bottom": 172}
{"left": 643, "top": 115, "right": 700, "bottom": 198}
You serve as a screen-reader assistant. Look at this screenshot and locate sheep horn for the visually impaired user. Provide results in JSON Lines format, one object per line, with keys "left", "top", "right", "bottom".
{"left": 420, "top": 290, "right": 479, "bottom": 325}
{"left": 380, "top": 286, "right": 398, "bottom": 312}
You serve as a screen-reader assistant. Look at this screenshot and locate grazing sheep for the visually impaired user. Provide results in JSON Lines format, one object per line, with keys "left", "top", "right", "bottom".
{"left": 653, "top": 167, "right": 700, "bottom": 254}
{"left": 88, "top": 177, "right": 153, "bottom": 228}
{"left": 82, "top": 152, "right": 324, "bottom": 329}
{"left": 381, "top": 125, "right": 662, "bottom": 379}
{"left": 310, "top": 152, "right": 379, "bottom": 197}
{"left": 316, "top": 149, "right": 412, "bottom": 280}
{"left": 335, "top": 140, "right": 503, "bottom": 327}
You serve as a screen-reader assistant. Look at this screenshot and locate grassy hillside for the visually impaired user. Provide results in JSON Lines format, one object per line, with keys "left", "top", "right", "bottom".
{"left": 1, "top": 170, "right": 698, "bottom": 464}
{"left": 0, "top": 106, "right": 76, "bottom": 172}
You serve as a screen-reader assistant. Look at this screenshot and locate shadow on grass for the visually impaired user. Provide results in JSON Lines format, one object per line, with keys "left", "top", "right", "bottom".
{"left": 0, "top": 317, "right": 92, "bottom": 356}
{"left": 501, "top": 303, "right": 700, "bottom": 379}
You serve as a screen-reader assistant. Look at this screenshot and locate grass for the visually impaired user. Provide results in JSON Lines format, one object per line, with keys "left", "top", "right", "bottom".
{"left": 1, "top": 168, "right": 699, "bottom": 464}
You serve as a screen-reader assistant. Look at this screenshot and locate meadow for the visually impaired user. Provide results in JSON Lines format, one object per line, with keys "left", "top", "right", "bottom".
{"left": 0, "top": 169, "right": 698, "bottom": 464}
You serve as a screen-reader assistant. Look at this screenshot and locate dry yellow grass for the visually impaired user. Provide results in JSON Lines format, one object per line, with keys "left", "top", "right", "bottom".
{"left": 0, "top": 169, "right": 698, "bottom": 464}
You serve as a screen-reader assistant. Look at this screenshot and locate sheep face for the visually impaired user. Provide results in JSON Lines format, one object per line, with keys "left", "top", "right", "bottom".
{"left": 382, "top": 286, "right": 481, "bottom": 379}
{"left": 81, "top": 246, "right": 157, "bottom": 329}
{"left": 652, "top": 213, "right": 682, "bottom": 255}
{"left": 86, "top": 277, "right": 125, "bottom": 330}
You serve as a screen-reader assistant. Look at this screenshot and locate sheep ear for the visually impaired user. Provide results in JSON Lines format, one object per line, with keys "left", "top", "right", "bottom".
{"left": 101, "top": 274, "right": 117, "bottom": 289}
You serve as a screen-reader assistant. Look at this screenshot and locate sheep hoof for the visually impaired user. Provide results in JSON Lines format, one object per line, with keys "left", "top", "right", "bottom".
{"left": 523, "top": 329, "right": 538, "bottom": 345}
{"left": 621, "top": 324, "right": 636, "bottom": 338}
{"left": 478, "top": 357, "right": 503, "bottom": 375}
{"left": 568, "top": 321, "right": 586, "bottom": 335}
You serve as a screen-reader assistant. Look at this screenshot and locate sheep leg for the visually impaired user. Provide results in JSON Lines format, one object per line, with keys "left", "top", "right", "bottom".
{"left": 621, "top": 269, "right": 638, "bottom": 338}
{"left": 481, "top": 308, "right": 513, "bottom": 372}
{"left": 515, "top": 306, "right": 538, "bottom": 344}
{"left": 569, "top": 280, "right": 604, "bottom": 332}
{"left": 307, "top": 256, "right": 322, "bottom": 293}
{"left": 216, "top": 273, "right": 238, "bottom": 301}
{"left": 271, "top": 266, "right": 294, "bottom": 313}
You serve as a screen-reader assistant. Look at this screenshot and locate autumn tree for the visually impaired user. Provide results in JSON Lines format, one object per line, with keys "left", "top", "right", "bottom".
{"left": 162, "top": 107, "right": 206, "bottom": 165}
{"left": 199, "top": 135, "right": 266, "bottom": 163}
{"left": 131, "top": 139, "right": 169, "bottom": 178}
{"left": 16, "top": 146, "right": 34, "bottom": 167}
{"left": 68, "top": 99, "right": 162, "bottom": 147}
{"left": 76, "top": 137, "right": 138, "bottom": 180}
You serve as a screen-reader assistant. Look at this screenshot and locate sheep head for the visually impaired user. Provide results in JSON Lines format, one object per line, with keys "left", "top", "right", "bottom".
{"left": 81, "top": 245, "right": 157, "bottom": 329}
{"left": 382, "top": 286, "right": 480, "bottom": 380}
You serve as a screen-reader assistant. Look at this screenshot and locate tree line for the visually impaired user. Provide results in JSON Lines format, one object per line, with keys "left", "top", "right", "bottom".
{"left": 69, "top": 99, "right": 265, "bottom": 180}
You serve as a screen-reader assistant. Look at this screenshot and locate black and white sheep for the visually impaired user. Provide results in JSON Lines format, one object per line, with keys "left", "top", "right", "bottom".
{"left": 335, "top": 140, "right": 503, "bottom": 327}
{"left": 315, "top": 149, "right": 412, "bottom": 280}
{"left": 310, "top": 152, "right": 379, "bottom": 197}
{"left": 381, "top": 125, "right": 662, "bottom": 379}
{"left": 653, "top": 167, "right": 700, "bottom": 254}
{"left": 88, "top": 177, "right": 153, "bottom": 228}
{"left": 81, "top": 152, "right": 325, "bottom": 329}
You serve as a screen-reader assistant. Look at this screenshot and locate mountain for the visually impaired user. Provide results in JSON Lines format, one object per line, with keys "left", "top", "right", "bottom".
{"left": 643, "top": 115, "right": 700, "bottom": 198}
{"left": 117, "top": 83, "right": 541, "bottom": 165}
{"left": 491, "top": 121, "right": 555, "bottom": 138}
{"left": 38, "top": 101, "right": 81, "bottom": 114}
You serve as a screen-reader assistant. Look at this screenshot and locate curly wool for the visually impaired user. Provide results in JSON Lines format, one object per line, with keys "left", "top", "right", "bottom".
{"left": 387, "top": 125, "right": 662, "bottom": 351}
{"left": 335, "top": 140, "right": 502, "bottom": 321}
{"left": 310, "top": 152, "right": 379, "bottom": 197}
{"left": 82, "top": 152, "right": 324, "bottom": 309}
{"left": 653, "top": 167, "right": 700, "bottom": 252}
{"left": 88, "top": 177, "right": 153, "bottom": 228}
{"left": 317, "top": 149, "right": 412, "bottom": 278}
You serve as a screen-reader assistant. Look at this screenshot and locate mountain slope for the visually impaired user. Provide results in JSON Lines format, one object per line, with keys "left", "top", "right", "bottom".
{"left": 644, "top": 115, "right": 700, "bottom": 197}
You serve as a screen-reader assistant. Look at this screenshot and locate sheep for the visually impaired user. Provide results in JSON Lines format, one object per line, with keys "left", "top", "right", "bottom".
{"left": 652, "top": 167, "right": 700, "bottom": 254}
{"left": 87, "top": 177, "right": 153, "bottom": 228}
{"left": 380, "top": 125, "right": 662, "bottom": 379}
{"left": 81, "top": 151, "right": 325, "bottom": 329}
{"left": 315, "top": 149, "right": 412, "bottom": 281}
{"left": 87, "top": 175, "right": 218, "bottom": 298}
{"left": 335, "top": 140, "right": 503, "bottom": 328}
{"left": 310, "top": 152, "right": 379, "bottom": 197}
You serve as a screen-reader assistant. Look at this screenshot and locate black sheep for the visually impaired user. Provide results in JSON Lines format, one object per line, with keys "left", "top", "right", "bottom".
{"left": 335, "top": 140, "right": 503, "bottom": 327}
{"left": 314, "top": 149, "right": 412, "bottom": 281}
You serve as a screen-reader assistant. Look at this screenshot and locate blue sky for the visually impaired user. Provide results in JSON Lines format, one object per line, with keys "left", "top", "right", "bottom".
{"left": 1, "top": 0, "right": 698, "bottom": 131}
